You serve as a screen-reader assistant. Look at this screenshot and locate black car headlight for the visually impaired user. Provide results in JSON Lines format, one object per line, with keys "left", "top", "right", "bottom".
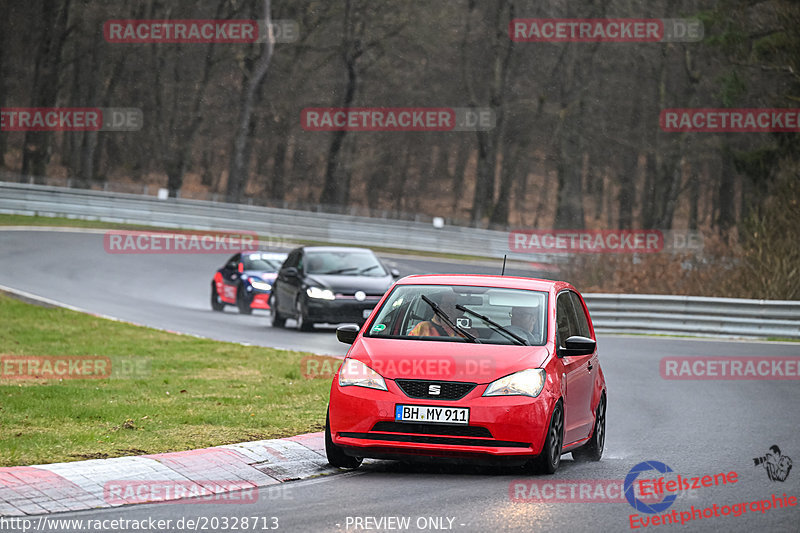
{"left": 307, "top": 287, "right": 335, "bottom": 300}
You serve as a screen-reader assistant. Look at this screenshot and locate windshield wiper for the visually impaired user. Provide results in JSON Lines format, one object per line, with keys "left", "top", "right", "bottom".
{"left": 456, "top": 304, "right": 527, "bottom": 346}
{"left": 421, "top": 295, "right": 480, "bottom": 343}
{"left": 320, "top": 267, "right": 359, "bottom": 275}
{"left": 358, "top": 265, "right": 381, "bottom": 275}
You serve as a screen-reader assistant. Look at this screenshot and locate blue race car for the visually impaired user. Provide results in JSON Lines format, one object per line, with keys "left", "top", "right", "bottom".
{"left": 211, "top": 251, "right": 288, "bottom": 314}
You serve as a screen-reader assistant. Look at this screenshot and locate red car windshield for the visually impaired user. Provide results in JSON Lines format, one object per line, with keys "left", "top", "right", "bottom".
{"left": 365, "top": 284, "right": 548, "bottom": 345}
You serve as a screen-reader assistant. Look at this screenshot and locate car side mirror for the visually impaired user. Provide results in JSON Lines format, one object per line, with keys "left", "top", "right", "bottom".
{"left": 336, "top": 324, "right": 360, "bottom": 344}
{"left": 283, "top": 267, "right": 298, "bottom": 278}
{"left": 557, "top": 336, "right": 596, "bottom": 357}
{"left": 390, "top": 268, "right": 401, "bottom": 278}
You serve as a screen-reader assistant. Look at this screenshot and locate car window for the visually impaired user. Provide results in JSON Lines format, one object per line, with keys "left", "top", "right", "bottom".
{"left": 305, "top": 251, "right": 387, "bottom": 276}
{"left": 556, "top": 291, "right": 578, "bottom": 348}
{"left": 283, "top": 251, "right": 299, "bottom": 269}
{"left": 569, "top": 291, "right": 592, "bottom": 338}
{"left": 365, "top": 284, "right": 547, "bottom": 345}
{"left": 242, "top": 253, "right": 283, "bottom": 271}
{"left": 225, "top": 253, "right": 240, "bottom": 270}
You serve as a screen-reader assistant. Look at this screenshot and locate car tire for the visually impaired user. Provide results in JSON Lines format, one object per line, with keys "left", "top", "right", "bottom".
{"left": 528, "top": 401, "right": 563, "bottom": 475}
{"left": 236, "top": 286, "right": 253, "bottom": 315}
{"left": 325, "top": 411, "right": 362, "bottom": 469}
{"left": 296, "top": 300, "right": 314, "bottom": 332}
{"left": 572, "top": 394, "right": 605, "bottom": 462}
{"left": 211, "top": 283, "right": 225, "bottom": 311}
{"left": 269, "top": 295, "right": 286, "bottom": 328}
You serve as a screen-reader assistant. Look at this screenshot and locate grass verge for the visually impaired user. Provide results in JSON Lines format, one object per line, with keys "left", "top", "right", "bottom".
{"left": 0, "top": 293, "right": 334, "bottom": 467}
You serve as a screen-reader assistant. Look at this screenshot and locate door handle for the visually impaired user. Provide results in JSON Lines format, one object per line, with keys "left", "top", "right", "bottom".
{"left": 587, "top": 362, "right": 593, "bottom": 371}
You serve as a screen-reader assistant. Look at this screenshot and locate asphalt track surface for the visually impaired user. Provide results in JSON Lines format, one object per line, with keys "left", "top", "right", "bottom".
{"left": 2, "top": 228, "right": 799, "bottom": 532}
{"left": 0, "top": 229, "right": 546, "bottom": 356}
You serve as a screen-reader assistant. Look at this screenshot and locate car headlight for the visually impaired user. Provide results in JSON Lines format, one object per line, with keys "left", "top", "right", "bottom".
{"left": 338, "top": 358, "right": 387, "bottom": 391}
{"left": 483, "top": 368, "right": 546, "bottom": 398}
{"left": 307, "top": 286, "right": 335, "bottom": 300}
{"left": 250, "top": 280, "right": 272, "bottom": 291}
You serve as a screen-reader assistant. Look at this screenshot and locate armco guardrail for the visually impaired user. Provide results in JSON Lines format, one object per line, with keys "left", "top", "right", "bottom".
{"left": 2, "top": 181, "right": 799, "bottom": 340}
{"left": 0, "top": 181, "right": 553, "bottom": 262}
{"left": 584, "top": 294, "right": 800, "bottom": 339}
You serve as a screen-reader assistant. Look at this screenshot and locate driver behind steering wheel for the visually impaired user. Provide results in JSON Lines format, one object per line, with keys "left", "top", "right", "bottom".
{"left": 508, "top": 305, "right": 541, "bottom": 345}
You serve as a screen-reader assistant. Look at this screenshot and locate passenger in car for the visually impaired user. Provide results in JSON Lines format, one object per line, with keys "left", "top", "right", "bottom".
{"left": 408, "top": 291, "right": 459, "bottom": 337}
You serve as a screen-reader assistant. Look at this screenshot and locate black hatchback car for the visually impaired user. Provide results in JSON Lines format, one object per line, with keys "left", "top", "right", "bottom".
{"left": 270, "top": 246, "right": 399, "bottom": 330}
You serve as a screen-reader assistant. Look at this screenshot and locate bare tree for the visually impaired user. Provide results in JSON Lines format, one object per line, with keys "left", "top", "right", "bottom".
{"left": 226, "top": 0, "right": 275, "bottom": 203}
{"left": 21, "top": 0, "right": 72, "bottom": 181}
{"left": 460, "top": 0, "right": 516, "bottom": 226}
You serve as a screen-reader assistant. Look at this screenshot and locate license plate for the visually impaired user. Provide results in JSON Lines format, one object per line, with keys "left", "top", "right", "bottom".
{"left": 362, "top": 308, "right": 374, "bottom": 319}
{"left": 395, "top": 405, "right": 469, "bottom": 425}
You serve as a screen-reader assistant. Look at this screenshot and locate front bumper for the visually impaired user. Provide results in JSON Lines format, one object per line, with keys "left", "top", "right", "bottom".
{"left": 305, "top": 298, "right": 381, "bottom": 324}
{"left": 241, "top": 287, "right": 271, "bottom": 309}
{"left": 250, "top": 293, "right": 270, "bottom": 309}
{"left": 329, "top": 378, "right": 556, "bottom": 462}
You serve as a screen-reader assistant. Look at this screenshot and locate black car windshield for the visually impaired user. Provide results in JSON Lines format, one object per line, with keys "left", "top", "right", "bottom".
{"left": 242, "top": 254, "right": 285, "bottom": 271}
{"left": 365, "top": 284, "right": 548, "bottom": 345}
{"left": 305, "top": 251, "right": 387, "bottom": 276}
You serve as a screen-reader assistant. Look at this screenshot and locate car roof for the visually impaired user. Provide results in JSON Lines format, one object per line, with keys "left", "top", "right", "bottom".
{"left": 300, "top": 246, "right": 376, "bottom": 254}
{"left": 394, "top": 274, "right": 572, "bottom": 293}
{"left": 240, "top": 251, "right": 288, "bottom": 258}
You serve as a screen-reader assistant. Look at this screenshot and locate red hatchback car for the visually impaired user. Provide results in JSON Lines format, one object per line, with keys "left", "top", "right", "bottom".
{"left": 326, "top": 274, "right": 606, "bottom": 474}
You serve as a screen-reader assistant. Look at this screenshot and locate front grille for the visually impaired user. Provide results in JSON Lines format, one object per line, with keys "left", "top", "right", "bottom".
{"left": 334, "top": 293, "right": 383, "bottom": 300}
{"left": 371, "top": 421, "right": 492, "bottom": 438}
{"left": 395, "top": 379, "right": 476, "bottom": 400}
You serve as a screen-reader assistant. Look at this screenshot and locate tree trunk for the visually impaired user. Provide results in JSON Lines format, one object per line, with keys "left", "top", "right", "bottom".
{"left": 463, "top": 1, "right": 515, "bottom": 226}
{"left": 688, "top": 166, "right": 699, "bottom": 230}
{"left": 471, "top": 130, "right": 496, "bottom": 223}
{"left": 553, "top": 122, "right": 585, "bottom": 229}
{"left": 319, "top": 0, "right": 360, "bottom": 207}
{"left": 21, "top": 0, "right": 72, "bottom": 181}
{"left": 450, "top": 141, "right": 470, "bottom": 217}
{"left": 0, "top": 26, "right": 6, "bottom": 166}
{"left": 617, "top": 152, "right": 637, "bottom": 230}
{"left": 717, "top": 142, "right": 736, "bottom": 232}
{"left": 226, "top": 0, "right": 274, "bottom": 203}
{"left": 641, "top": 153, "right": 657, "bottom": 229}
{"left": 269, "top": 135, "right": 287, "bottom": 201}
{"left": 490, "top": 139, "right": 521, "bottom": 228}
{"left": 75, "top": 30, "right": 101, "bottom": 189}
